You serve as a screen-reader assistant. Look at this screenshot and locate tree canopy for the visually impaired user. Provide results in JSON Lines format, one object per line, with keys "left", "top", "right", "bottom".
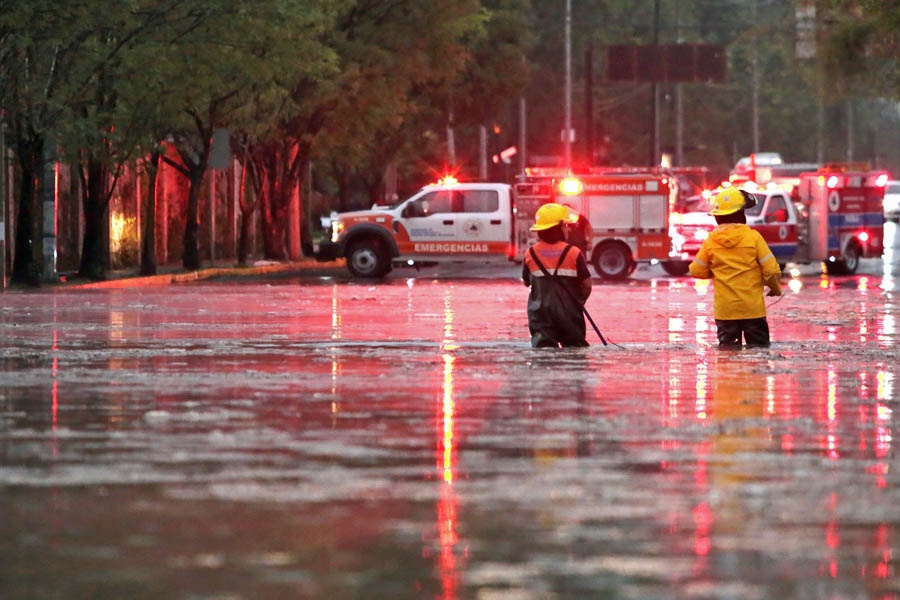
{"left": 4, "top": 0, "right": 900, "bottom": 276}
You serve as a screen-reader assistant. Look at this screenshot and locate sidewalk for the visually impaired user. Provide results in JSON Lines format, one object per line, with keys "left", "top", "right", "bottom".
{"left": 52, "top": 258, "right": 345, "bottom": 290}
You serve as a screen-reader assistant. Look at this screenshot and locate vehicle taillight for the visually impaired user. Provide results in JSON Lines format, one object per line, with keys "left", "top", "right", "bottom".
{"left": 559, "top": 177, "right": 582, "bottom": 195}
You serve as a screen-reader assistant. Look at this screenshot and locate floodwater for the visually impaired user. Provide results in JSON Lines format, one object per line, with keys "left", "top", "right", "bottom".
{"left": 1, "top": 226, "right": 899, "bottom": 599}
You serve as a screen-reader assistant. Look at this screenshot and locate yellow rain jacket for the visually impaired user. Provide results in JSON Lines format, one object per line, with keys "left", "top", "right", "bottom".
{"left": 689, "top": 223, "right": 782, "bottom": 320}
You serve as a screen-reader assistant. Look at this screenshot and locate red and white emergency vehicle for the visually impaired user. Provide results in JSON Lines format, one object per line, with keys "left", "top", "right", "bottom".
{"left": 317, "top": 177, "right": 518, "bottom": 277}
{"left": 515, "top": 168, "right": 675, "bottom": 279}
{"left": 796, "top": 165, "right": 889, "bottom": 274}
{"left": 666, "top": 164, "right": 888, "bottom": 276}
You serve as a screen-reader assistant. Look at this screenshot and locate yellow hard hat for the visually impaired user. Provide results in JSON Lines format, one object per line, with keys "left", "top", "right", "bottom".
{"left": 709, "top": 188, "right": 756, "bottom": 216}
{"left": 531, "top": 203, "right": 576, "bottom": 231}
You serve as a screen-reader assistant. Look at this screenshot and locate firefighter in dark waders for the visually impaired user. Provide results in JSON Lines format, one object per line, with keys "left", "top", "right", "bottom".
{"left": 522, "top": 204, "right": 593, "bottom": 348}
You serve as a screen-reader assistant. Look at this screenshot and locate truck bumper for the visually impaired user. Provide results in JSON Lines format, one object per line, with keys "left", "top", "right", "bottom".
{"left": 312, "top": 242, "right": 342, "bottom": 262}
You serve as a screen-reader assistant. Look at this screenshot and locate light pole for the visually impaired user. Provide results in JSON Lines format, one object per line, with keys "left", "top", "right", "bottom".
{"left": 564, "top": 0, "right": 572, "bottom": 171}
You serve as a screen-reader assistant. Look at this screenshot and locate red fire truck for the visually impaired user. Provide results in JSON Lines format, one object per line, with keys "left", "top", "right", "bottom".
{"left": 515, "top": 169, "right": 675, "bottom": 279}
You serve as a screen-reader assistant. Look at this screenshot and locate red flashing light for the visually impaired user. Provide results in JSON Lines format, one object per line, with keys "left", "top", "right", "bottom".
{"left": 858, "top": 231, "right": 870, "bottom": 243}
{"left": 826, "top": 175, "right": 840, "bottom": 189}
{"left": 559, "top": 177, "right": 583, "bottom": 195}
{"left": 875, "top": 173, "right": 888, "bottom": 187}
{"left": 661, "top": 177, "right": 668, "bottom": 185}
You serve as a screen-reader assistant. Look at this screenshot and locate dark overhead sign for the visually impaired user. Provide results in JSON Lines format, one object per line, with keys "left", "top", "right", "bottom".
{"left": 607, "top": 44, "right": 726, "bottom": 83}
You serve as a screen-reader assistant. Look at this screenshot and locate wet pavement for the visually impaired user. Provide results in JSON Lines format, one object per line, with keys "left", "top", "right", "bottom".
{"left": 1, "top": 224, "right": 899, "bottom": 599}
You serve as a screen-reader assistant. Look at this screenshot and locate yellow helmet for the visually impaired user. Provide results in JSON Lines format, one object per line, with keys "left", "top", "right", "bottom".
{"left": 709, "top": 188, "right": 757, "bottom": 216}
{"left": 531, "top": 203, "right": 576, "bottom": 231}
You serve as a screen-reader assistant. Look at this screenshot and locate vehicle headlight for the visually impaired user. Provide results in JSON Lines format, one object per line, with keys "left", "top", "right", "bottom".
{"left": 331, "top": 221, "right": 344, "bottom": 243}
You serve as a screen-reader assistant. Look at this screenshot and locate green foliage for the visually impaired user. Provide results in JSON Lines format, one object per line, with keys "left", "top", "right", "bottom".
{"left": 5, "top": 0, "right": 900, "bottom": 265}
{"left": 820, "top": 0, "right": 900, "bottom": 98}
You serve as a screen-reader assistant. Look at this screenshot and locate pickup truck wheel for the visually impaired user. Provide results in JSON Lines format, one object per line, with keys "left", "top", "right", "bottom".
{"left": 347, "top": 240, "right": 389, "bottom": 278}
{"left": 592, "top": 243, "right": 633, "bottom": 280}
{"left": 661, "top": 260, "right": 690, "bottom": 277}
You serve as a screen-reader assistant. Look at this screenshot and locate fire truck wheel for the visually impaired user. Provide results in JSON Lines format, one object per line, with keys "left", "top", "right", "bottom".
{"left": 592, "top": 243, "right": 633, "bottom": 280}
{"left": 661, "top": 260, "right": 690, "bottom": 277}
{"left": 346, "top": 239, "right": 390, "bottom": 278}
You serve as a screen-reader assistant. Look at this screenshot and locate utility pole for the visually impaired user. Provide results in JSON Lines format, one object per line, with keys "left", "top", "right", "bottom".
{"left": 41, "top": 135, "right": 57, "bottom": 283}
{"left": 649, "top": 0, "right": 660, "bottom": 167}
{"left": 519, "top": 95, "right": 527, "bottom": 173}
{"left": 585, "top": 41, "right": 594, "bottom": 166}
{"left": 846, "top": 100, "right": 854, "bottom": 163}
{"left": 752, "top": 0, "right": 760, "bottom": 153}
{"left": 519, "top": 54, "right": 528, "bottom": 172}
{"left": 0, "top": 121, "right": 6, "bottom": 290}
{"left": 817, "top": 83, "right": 825, "bottom": 163}
{"left": 675, "top": 0, "right": 684, "bottom": 166}
{"left": 564, "top": 0, "right": 572, "bottom": 170}
{"left": 447, "top": 98, "right": 456, "bottom": 168}
{"left": 479, "top": 125, "right": 488, "bottom": 180}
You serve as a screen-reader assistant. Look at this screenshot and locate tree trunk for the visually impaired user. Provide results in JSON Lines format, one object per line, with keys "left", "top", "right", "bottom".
{"left": 236, "top": 159, "right": 255, "bottom": 265}
{"left": 78, "top": 157, "right": 110, "bottom": 280}
{"left": 183, "top": 170, "right": 203, "bottom": 270}
{"left": 237, "top": 205, "right": 254, "bottom": 265}
{"left": 260, "top": 155, "right": 288, "bottom": 260}
{"left": 261, "top": 188, "right": 287, "bottom": 260}
{"left": 11, "top": 135, "right": 42, "bottom": 285}
{"left": 334, "top": 161, "right": 352, "bottom": 212}
{"left": 140, "top": 150, "right": 160, "bottom": 275}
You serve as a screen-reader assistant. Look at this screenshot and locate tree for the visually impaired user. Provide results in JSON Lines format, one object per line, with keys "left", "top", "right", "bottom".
{"left": 820, "top": 0, "right": 900, "bottom": 98}
{"left": 1, "top": 2, "right": 105, "bottom": 282}
{"left": 0, "top": 1, "right": 226, "bottom": 280}
{"left": 241, "top": 0, "right": 485, "bottom": 259}
{"left": 151, "top": 0, "right": 338, "bottom": 270}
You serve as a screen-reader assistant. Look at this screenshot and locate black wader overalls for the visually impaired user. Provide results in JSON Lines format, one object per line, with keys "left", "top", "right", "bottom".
{"left": 525, "top": 244, "right": 588, "bottom": 348}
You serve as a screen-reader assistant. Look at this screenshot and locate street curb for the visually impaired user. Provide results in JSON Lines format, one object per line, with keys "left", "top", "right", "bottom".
{"left": 63, "top": 260, "right": 344, "bottom": 290}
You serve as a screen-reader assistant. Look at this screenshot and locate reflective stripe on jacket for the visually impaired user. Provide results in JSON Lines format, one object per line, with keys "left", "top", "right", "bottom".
{"left": 689, "top": 223, "right": 782, "bottom": 320}
{"left": 523, "top": 241, "right": 589, "bottom": 280}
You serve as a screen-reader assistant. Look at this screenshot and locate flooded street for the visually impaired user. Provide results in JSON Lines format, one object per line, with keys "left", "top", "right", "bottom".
{"left": 2, "top": 225, "right": 900, "bottom": 599}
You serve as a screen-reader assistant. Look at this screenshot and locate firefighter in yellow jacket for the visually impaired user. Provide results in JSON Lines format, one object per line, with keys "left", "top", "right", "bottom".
{"left": 689, "top": 188, "right": 782, "bottom": 346}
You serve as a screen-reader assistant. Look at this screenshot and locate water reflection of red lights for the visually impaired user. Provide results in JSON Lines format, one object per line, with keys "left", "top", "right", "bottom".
{"left": 1, "top": 263, "right": 898, "bottom": 598}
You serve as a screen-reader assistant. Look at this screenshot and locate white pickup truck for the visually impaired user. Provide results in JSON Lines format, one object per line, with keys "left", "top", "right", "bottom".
{"left": 315, "top": 180, "right": 518, "bottom": 277}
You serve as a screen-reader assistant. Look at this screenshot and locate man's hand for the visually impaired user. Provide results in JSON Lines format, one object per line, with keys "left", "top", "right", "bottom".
{"left": 766, "top": 287, "right": 782, "bottom": 297}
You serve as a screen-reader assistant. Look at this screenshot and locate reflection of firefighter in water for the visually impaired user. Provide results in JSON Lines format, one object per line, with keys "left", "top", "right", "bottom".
{"left": 706, "top": 355, "right": 768, "bottom": 497}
